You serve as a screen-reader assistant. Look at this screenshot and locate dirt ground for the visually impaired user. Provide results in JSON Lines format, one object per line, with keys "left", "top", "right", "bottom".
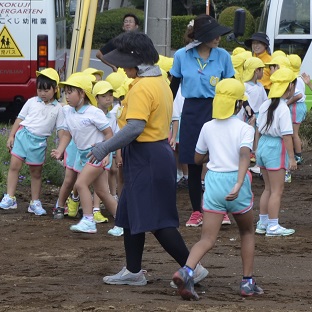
{"left": 1, "top": 151, "right": 312, "bottom": 312}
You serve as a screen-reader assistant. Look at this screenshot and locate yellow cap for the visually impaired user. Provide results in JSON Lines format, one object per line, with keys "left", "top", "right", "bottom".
{"left": 232, "top": 47, "right": 246, "bottom": 56}
{"left": 212, "top": 78, "right": 247, "bottom": 119}
{"left": 92, "top": 81, "right": 114, "bottom": 97}
{"left": 59, "top": 73, "right": 97, "bottom": 106}
{"left": 242, "top": 57, "right": 265, "bottom": 82}
{"left": 287, "top": 54, "right": 301, "bottom": 76}
{"left": 271, "top": 50, "right": 286, "bottom": 59}
{"left": 265, "top": 55, "right": 291, "bottom": 69}
{"left": 105, "top": 72, "right": 125, "bottom": 91}
{"left": 83, "top": 67, "right": 104, "bottom": 79}
{"left": 36, "top": 68, "right": 60, "bottom": 98}
{"left": 157, "top": 55, "right": 174, "bottom": 72}
{"left": 231, "top": 51, "right": 252, "bottom": 82}
{"left": 268, "top": 68, "right": 297, "bottom": 98}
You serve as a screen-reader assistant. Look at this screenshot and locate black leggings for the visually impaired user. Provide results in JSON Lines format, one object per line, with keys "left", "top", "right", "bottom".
{"left": 188, "top": 163, "right": 202, "bottom": 212}
{"left": 124, "top": 227, "right": 189, "bottom": 273}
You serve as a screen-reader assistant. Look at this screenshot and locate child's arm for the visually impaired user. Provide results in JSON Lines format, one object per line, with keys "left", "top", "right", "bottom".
{"left": 6, "top": 118, "right": 23, "bottom": 152}
{"left": 51, "top": 130, "right": 72, "bottom": 160}
{"left": 287, "top": 93, "right": 303, "bottom": 106}
{"left": 169, "top": 120, "right": 179, "bottom": 149}
{"left": 301, "top": 72, "right": 312, "bottom": 90}
{"left": 225, "top": 146, "right": 250, "bottom": 201}
{"left": 194, "top": 151, "right": 209, "bottom": 165}
{"left": 283, "top": 134, "right": 297, "bottom": 171}
{"left": 100, "top": 127, "right": 114, "bottom": 166}
{"left": 115, "top": 149, "right": 123, "bottom": 168}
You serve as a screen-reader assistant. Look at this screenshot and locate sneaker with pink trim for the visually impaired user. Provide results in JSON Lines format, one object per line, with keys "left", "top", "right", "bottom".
{"left": 186, "top": 211, "right": 203, "bottom": 227}
{"left": 222, "top": 214, "right": 231, "bottom": 225}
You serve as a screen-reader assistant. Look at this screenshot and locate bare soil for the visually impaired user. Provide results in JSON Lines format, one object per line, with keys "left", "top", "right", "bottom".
{"left": 1, "top": 151, "right": 312, "bottom": 312}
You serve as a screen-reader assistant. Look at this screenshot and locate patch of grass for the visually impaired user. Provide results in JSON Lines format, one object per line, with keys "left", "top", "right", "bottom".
{"left": 0, "top": 124, "right": 64, "bottom": 194}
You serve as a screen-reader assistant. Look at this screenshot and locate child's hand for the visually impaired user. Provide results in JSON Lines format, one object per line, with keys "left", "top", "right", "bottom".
{"left": 248, "top": 114, "right": 256, "bottom": 127}
{"left": 301, "top": 72, "right": 311, "bottom": 85}
{"left": 115, "top": 154, "right": 123, "bottom": 168}
{"left": 51, "top": 149, "right": 63, "bottom": 160}
{"left": 169, "top": 138, "right": 176, "bottom": 150}
{"left": 289, "top": 157, "right": 297, "bottom": 171}
{"left": 225, "top": 183, "right": 241, "bottom": 201}
{"left": 6, "top": 137, "right": 14, "bottom": 152}
{"left": 101, "top": 155, "right": 110, "bottom": 167}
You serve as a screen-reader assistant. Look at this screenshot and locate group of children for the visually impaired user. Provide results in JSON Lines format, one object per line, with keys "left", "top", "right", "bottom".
{"left": 0, "top": 66, "right": 131, "bottom": 237}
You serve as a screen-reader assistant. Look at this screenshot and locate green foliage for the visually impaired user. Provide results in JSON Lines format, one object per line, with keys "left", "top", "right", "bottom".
{"left": 0, "top": 125, "right": 65, "bottom": 194}
{"left": 171, "top": 15, "right": 195, "bottom": 50}
{"left": 92, "top": 8, "right": 144, "bottom": 49}
{"left": 218, "top": 6, "right": 255, "bottom": 52}
{"left": 299, "top": 109, "right": 312, "bottom": 147}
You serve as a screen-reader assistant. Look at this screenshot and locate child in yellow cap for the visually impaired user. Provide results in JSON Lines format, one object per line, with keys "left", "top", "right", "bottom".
{"left": 172, "top": 78, "right": 263, "bottom": 299}
{"left": 255, "top": 68, "right": 297, "bottom": 237}
{"left": 51, "top": 73, "right": 113, "bottom": 234}
{"left": 0, "top": 68, "right": 64, "bottom": 215}
{"left": 242, "top": 57, "right": 268, "bottom": 170}
{"left": 92, "top": 80, "right": 123, "bottom": 236}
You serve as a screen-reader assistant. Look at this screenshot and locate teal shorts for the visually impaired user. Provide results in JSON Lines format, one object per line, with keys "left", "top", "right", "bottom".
{"left": 73, "top": 147, "right": 113, "bottom": 173}
{"left": 11, "top": 127, "right": 47, "bottom": 165}
{"left": 203, "top": 170, "right": 253, "bottom": 215}
{"left": 289, "top": 102, "right": 307, "bottom": 124}
{"left": 64, "top": 139, "right": 78, "bottom": 169}
{"left": 256, "top": 135, "right": 288, "bottom": 170}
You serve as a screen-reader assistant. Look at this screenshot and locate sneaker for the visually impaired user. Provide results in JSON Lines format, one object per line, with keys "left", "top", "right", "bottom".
{"left": 255, "top": 221, "right": 267, "bottom": 234}
{"left": 222, "top": 214, "right": 231, "bottom": 225}
{"left": 265, "top": 224, "right": 295, "bottom": 237}
{"left": 54, "top": 207, "right": 65, "bottom": 220}
{"left": 249, "top": 165, "right": 261, "bottom": 174}
{"left": 177, "top": 177, "right": 188, "bottom": 189}
{"left": 285, "top": 171, "right": 291, "bottom": 183}
{"left": 295, "top": 155, "right": 304, "bottom": 165}
{"left": 103, "top": 267, "right": 147, "bottom": 286}
{"left": 70, "top": 219, "right": 97, "bottom": 234}
{"left": 67, "top": 193, "right": 80, "bottom": 217}
{"left": 0, "top": 194, "right": 17, "bottom": 209}
{"left": 250, "top": 153, "right": 256, "bottom": 163}
{"left": 108, "top": 226, "right": 124, "bottom": 236}
{"left": 172, "top": 267, "right": 199, "bottom": 301}
{"left": 93, "top": 210, "right": 108, "bottom": 223}
{"left": 240, "top": 278, "right": 264, "bottom": 296}
{"left": 28, "top": 200, "right": 47, "bottom": 216}
{"left": 186, "top": 211, "right": 203, "bottom": 227}
{"left": 170, "top": 263, "right": 208, "bottom": 288}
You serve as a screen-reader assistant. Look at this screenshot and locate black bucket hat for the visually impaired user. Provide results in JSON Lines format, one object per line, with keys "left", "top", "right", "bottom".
{"left": 193, "top": 15, "right": 232, "bottom": 42}
{"left": 103, "top": 49, "right": 142, "bottom": 68}
{"left": 244, "top": 32, "right": 270, "bottom": 48}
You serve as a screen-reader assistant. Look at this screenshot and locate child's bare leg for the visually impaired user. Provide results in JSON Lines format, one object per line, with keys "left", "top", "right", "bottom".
{"left": 233, "top": 210, "right": 255, "bottom": 277}
{"left": 6, "top": 156, "right": 23, "bottom": 196}
{"left": 292, "top": 123, "right": 302, "bottom": 154}
{"left": 29, "top": 165, "right": 43, "bottom": 201}
{"left": 117, "top": 167, "right": 124, "bottom": 198}
{"left": 58, "top": 168, "right": 77, "bottom": 207}
{"left": 108, "top": 161, "right": 117, "bottom": 196}
{"left": 259, "top": 168, "right": 270, "bottom": 215}
{"left": 93, "top": 192, "right": 101, "bottom": 209}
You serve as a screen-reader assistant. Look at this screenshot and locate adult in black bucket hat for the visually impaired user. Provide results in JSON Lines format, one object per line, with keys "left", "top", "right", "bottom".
{"left": 244, "top": 32, "right": 272, "bottom": 92}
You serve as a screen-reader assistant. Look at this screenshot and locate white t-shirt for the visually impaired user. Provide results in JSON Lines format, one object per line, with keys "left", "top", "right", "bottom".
{"left": 108, "top": 104, "right": 120, "bottom": 134}
{"left": 172, "top": 85, "right": 184, "bottom": 121}
{"left": 244, "top": 81, "right": 268, "bottom": 113}
{"left": 257, "top": 98, "right": 293, "bottom": 137}
{"left": 18, "top": 96, "right": 64, "bottom": 137}
{"left": 196, "top": 116, "right": 254, "bottom": 172}
{"left": 62, "top": 104, "right": 110, "bottom": 150}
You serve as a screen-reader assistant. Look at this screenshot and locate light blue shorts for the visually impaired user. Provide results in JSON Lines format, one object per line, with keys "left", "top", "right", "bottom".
{"left": 289, "top": 102, "right": 307, "bottom": 124}
{"left": 64, "top": 139, "right": 78, "bottom": 169}
{"left": 256, "top": 135, "right": 288, "bottom": 170}
{"left": 11, "top": 126, "right": 47, "bottom": 165}
{"left": 203, "top": 170, "right": 253, "bottom": 215}
{"left": 73, "top": 147, "right": 113, "bottom": 173}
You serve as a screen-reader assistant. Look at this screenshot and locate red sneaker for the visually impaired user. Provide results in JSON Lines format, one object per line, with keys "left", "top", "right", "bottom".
{"left": 186, "top": 211, "right": 203, "bottom": 227}
{"left": 222, "top": 214, "right": 231, "bottom": 225}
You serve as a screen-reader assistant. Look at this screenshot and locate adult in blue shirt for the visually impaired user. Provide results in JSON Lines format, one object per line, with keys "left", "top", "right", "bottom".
{"left": 170, "top": 14, "right": 235, "bottom": 227}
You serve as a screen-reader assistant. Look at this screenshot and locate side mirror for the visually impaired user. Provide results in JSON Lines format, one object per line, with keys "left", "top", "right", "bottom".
{"left": 233, "top": 9, "right": 246, "bottom": 37}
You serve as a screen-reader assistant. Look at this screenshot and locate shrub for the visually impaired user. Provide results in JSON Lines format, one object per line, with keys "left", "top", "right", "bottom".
{"left": 299, "top": 109, "right": 312, "bottom": 147}
{"left": 218, "top": 6, "right": 255, "bottom": 51}
{"left": 171, "top": 15, "right": 195, "bottom": 50}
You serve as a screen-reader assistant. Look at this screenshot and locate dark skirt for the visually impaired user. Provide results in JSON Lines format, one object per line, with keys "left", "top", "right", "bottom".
{"left": 115, "top": 139, "right": 179, "bottom": 234}
{"left": 179, "top": 97, "right": 213, "bottom": 164}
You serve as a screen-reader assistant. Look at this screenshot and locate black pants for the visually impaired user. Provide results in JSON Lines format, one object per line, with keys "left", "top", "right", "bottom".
{"left": 188, "top": 163, "right": 202, "bottom": 213}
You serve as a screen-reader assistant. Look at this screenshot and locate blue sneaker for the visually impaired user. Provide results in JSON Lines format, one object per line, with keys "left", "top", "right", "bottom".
{"left": 295, "top": 155, "right": 304, "bottom": 165}
{"left": 240, "top": 278, "right": 264, "bottom": 296}
{"left": 70, "top": 218, "right": 97, "bottom": 233}
{"left": 28, "top": 200, "right": 46, "bottom": 215}
{"left": 107, "top": 226, "right": 123, "bottom": 236}
{"left": 266, "top": 225, "right": 295, "bottom": 237}
{"left": 0, "top": 194, "right": 17, "bottom": 209}
{"left": 255, "top": 221, "right": 267, "bottom": 234}
{"left": 172, "top": 267, "right": 199, "bottom": 301}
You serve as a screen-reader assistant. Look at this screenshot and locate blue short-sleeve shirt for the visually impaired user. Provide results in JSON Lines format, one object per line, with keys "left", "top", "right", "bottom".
{"left": 170, "top": 47, "right": 235, "bottom": 99}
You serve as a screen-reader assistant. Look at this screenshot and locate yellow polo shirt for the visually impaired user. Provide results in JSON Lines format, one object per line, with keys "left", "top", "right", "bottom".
{"left": 117, "top": 76, "right": 173, "bottom": 142}
{"left": 254, "top": 50, "right": 272, "bottom": 90}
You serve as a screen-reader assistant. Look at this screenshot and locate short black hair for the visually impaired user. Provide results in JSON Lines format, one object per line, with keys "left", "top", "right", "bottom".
{"left": 123, "top": 13, "right": 139, "bottom": 26}
{"left": 36, "top": 74, "right": 57, "bottom": 91}
{"left": 113, "top": 32, "right": 159, "bottom": 65}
